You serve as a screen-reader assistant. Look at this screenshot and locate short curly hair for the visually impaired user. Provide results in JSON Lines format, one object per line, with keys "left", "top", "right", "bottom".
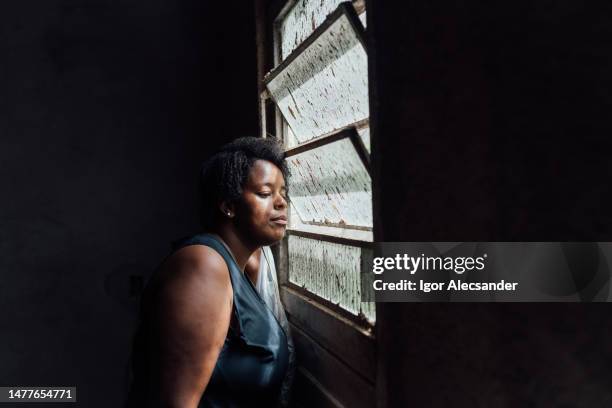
{"left": 199, "top": 137, "right": 289, "bottom": 228}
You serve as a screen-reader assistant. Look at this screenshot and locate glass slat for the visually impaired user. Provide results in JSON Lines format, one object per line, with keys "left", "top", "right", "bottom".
{"left": 269, "top": 11, "right": 369, "bottom": 144}
{"left": 280, "top": 0, "right": 347, "bottom": 60}
{"left": 288, "top": 234, "right": 375, "bottom": 323}
{"left": 287, "top": 137, "right": 372, "bottom": 229}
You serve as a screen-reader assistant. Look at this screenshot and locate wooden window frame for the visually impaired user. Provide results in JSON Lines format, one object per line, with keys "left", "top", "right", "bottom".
{"left": 256, "top": 2, "right": 375, "bottom": 405}
{"left": 266, "top": 0, "right": 374, "bottom": 321}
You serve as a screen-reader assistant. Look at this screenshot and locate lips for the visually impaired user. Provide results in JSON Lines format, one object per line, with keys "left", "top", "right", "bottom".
{"left": 271, "top": 215, "right": 288, "bottom": 225}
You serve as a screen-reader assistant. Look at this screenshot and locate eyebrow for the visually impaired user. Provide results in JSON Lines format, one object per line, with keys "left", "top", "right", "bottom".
{"left": 262, "top": 182, "right": 286, "bottom": 189}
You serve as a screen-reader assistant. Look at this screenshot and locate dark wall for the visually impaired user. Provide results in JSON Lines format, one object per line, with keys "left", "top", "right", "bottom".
{"left": 369, "top": 1, "right": 612, "bottom": 407}
{"left": 0, "top": 1, "right": 256, "bottom": 406}
{"left": 371, "top": 1, "right": 612, "bottom": 242}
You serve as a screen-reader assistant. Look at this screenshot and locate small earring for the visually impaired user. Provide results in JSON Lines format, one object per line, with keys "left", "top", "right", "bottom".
{"left": 226, "top": 211, "right": 232, "bottom": 216}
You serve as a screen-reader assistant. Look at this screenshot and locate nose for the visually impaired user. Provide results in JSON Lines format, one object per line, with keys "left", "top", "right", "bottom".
{"left": 274, "top": 192, "right": 287, "bottom": 210}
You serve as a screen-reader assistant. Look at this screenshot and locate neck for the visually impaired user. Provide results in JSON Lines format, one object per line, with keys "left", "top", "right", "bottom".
{"left": 212, "top": 224, "right": 258, "bottom": 271}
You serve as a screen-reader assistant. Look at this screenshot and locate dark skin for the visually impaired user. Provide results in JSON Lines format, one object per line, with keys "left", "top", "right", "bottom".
{"left": 148, "top": 160, "right": 287, "bottom": 408}
{"left": 244, "top": 247, "right": 262, "bottom": 285}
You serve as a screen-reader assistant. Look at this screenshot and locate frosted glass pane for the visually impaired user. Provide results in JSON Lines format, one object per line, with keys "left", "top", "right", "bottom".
{"left": 288, "top": 234, "right": 375, "bottom": 323}
{"left": 285, "top": 125, "right": 299, "bottom": 149}
{"left": 287, "top": 137, "right": 372, "bottom": 228}
{"left": 268, "top": 11, "right": 369, "bottom": 143}
{"left": 290, "top": 203, "right": 374, "bottom": 241}
{"left": 280, "top": 0, "right": 346, "bottom": 60}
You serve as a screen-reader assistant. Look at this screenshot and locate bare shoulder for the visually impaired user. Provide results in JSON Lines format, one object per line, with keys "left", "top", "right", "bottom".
{"left": 153, "top": 244, "right": 233, "bottom": 316}
{"left": 161, "top": 245, "right": 230, "bottom": 286}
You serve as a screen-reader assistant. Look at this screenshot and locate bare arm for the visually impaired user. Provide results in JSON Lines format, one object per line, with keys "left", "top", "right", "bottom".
{"left": 150, "top": 245, "right": 233, "bottom": 408}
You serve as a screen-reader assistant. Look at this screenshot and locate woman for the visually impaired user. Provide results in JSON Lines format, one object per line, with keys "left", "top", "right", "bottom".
{"left": 128, "top": 137, "right": 291, "bottom": 407}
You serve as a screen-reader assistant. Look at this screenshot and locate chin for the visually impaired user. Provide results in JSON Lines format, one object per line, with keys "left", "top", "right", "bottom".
{"left": 259, "top": 228, "right": 286, "bottom": 246}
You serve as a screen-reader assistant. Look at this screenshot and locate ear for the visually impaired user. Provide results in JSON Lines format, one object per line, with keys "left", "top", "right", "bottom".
{"left": 219, "top": 201, "right": 236, "bottom": 219}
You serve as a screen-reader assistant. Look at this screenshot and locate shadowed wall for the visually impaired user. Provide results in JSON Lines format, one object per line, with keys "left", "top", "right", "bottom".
{"left": 369, "top": 1, "right": 612, "bottom": 407}
{"left": 0, "top": 1, "right": 256, "bottom": 406}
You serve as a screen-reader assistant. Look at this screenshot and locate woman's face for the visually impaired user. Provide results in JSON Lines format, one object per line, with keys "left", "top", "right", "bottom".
{"left": 235, "top": 159, "right": 288, "bottom": 246}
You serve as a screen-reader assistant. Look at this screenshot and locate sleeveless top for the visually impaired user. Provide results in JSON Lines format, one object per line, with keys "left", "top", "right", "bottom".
{"left": 128, "top": 234, "right": 290, "bottom": 408}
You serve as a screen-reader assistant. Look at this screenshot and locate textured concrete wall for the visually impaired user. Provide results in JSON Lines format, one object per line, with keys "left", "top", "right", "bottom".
{"left": 368, "top": 1, "right": 612, "bottom": 407}
{"left": 0, "top": 1, "right": 256, "bottom": 406}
